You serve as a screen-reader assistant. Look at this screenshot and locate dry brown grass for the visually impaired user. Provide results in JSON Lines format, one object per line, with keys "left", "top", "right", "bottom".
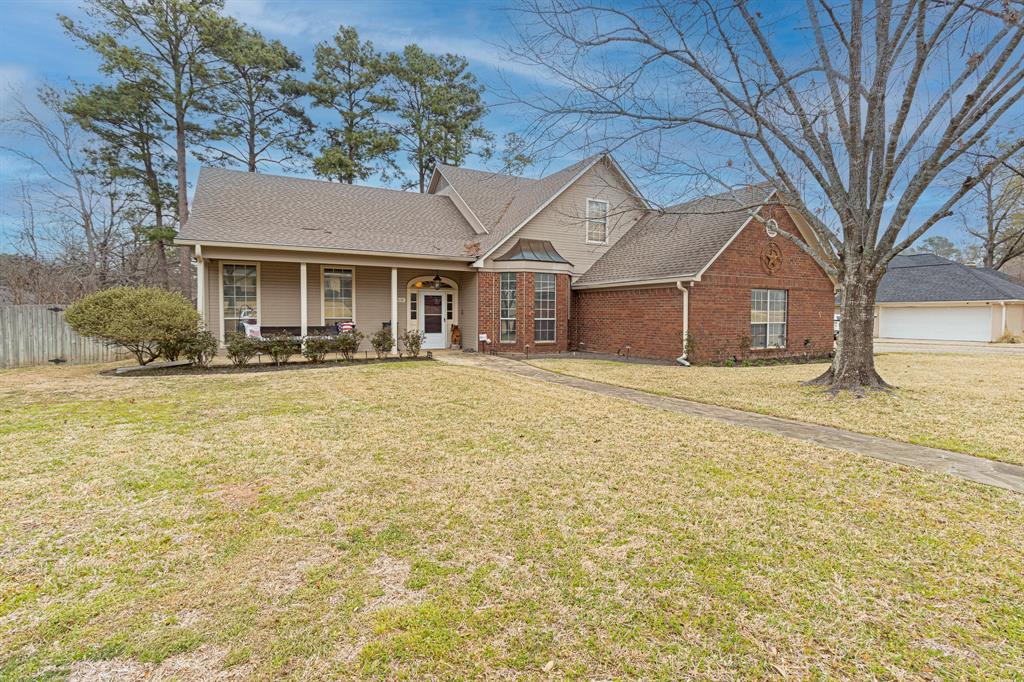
{"left": 530, "top": 353, "right": 1024, "bottom": 465}
{"left": 2, "top": 360, "right": 1024, "bottom": 679}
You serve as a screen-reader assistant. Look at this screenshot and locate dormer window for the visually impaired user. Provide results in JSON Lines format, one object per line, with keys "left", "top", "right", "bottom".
{"left": 586, "top": 198, "right": 608, "bottom": 244}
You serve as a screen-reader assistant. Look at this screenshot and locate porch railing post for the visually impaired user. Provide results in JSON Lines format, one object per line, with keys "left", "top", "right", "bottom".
{"left": 391, "top": 267, "right": 399, "bottom": 355}
{"left": 300, "top": 261, "right": 308, "bottom": 337}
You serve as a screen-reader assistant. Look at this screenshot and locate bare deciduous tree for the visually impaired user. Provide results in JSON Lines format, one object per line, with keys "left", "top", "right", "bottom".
{"left": 509, "top": 0, "right": 1024, "bottom": 391}
{"left": 957, "top": 142, "right": 1024, "bottom": 268}
{"left": 0, "top": 88, "right": 165, "bottom": 303}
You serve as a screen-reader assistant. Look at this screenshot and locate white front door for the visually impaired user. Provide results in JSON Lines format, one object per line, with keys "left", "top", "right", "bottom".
{"left": 419, "top": 293, "right": 446, "bottom": 349}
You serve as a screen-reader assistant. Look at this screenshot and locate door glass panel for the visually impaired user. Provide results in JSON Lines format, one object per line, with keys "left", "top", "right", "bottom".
{"left": 424, "top": 295, "right": 443, "bottom": 334}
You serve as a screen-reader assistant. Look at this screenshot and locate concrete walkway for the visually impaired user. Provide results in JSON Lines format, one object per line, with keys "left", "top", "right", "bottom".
{"left": 437, "top": 352, "right": 1024, "bottom": 494}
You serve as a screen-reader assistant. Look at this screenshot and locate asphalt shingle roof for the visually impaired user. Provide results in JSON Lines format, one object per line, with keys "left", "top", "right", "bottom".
{"left": 576, "top": 184, "right": 774, "bottom": 285}
{"left": 878, "top": 254, "right": 1024, "bottom": 302}
{"left": 179, "top": 167, "right": 480, "bottom": 259}
{"left": 437, "top": 155, "right": 604, "bottom": 254}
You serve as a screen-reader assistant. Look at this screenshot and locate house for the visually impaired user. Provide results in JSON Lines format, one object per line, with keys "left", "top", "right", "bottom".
{"left": 175, "top": 154, "right": 836, "bottom": 363}
{"left": 873, "top": 254, "right": 1024, "bottom": 342}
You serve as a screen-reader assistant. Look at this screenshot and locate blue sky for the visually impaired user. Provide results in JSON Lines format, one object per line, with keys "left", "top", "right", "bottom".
{"left": 0, "top": 0, "right": 990, "bottom": 256}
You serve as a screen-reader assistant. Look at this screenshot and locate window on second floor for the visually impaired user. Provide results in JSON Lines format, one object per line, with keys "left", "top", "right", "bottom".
{"left": 586, "top": 198, "right": 608, "bottom": 244}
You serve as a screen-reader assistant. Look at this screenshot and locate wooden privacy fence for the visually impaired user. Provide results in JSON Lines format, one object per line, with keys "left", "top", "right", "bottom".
{"left": 0, "top": 304, "right": 127, "bottom": 368}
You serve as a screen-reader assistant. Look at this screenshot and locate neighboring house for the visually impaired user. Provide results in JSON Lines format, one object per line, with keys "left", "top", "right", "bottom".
{"left": 176, "top": 153, "right": 836, "bottom": 363}
{"left": 873, "top": 254, "right": 1024, "bottom": 342}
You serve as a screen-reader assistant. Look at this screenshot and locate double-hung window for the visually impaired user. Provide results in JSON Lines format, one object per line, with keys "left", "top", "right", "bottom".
{"left": 534, "top": 273, "right": 556, "bottom": 342}
{"left": 323, "top": 268, "right": 354, "bottom": 325}
{"left": 222, "top": 263, "right": 258, "bottom": 339}
{"left": 751, "top": 289, "right": 787, "bottom": 349}
{"left": 500, "top": 272, "right": 516, "bottom": 343}
{"left": 586, "top": 198, "right": 608, "bottom": 244}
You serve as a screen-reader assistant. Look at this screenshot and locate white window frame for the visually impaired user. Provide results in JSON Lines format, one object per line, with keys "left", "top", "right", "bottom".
{"left": 320, "top": 266, "right": 356, "bottom": 327}
{"left": 500, "top": 272, "right": 517, "bottom": 343}
{"left": 586, "top": 198, "right": 609, "bottom": 245}
{"left": 218, "top": 261, "right": 260, "bottom": 343}
{"left": 534, "top": 272, "right": 556, "bottom": 343}
{"left": 751, "top": 288, "right": 787, "bottom": 349}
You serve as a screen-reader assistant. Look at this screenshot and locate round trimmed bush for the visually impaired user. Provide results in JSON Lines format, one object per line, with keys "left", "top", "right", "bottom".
{"left": 64, "top": 287, "right": 200, "bottom": 365}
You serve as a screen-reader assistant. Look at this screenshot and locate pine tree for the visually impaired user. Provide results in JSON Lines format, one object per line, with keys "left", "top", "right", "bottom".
{"left": 308, "top": 26, "right": 397, "bottom": 184}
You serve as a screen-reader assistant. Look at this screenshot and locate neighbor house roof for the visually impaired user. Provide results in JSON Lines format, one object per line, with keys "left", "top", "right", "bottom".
{"left": 178, "top": 167, "right": 479, "bottom": 259}
{"left": 494, "top": 238, "right": 571, "bottom": 264}
{"left": 575, "top": 184, "right": 774, "bottom": 286}
{"left": 878, "top": 253, "right": 1024, "bottom": 303}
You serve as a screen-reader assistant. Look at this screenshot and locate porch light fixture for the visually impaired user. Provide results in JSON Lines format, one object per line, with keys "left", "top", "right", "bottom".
{"left": 431, "top": 273, "right": 443, "bottom": 290}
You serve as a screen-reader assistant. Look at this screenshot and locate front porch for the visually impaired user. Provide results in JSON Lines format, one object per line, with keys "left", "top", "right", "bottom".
{"left": 195, "top": 246, "right": 479, "bottom": 353}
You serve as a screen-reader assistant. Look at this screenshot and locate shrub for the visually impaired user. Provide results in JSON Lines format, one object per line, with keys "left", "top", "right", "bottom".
{"left": 266, "top": 334, "right": 300, "bottom": 365}
{"left": 370, "top": 328, "right": 394, "bottom": 359}
{"left": 182, "top": 330, "right": 218, "bottom": 368}
{"left": 302, "top": 337, "right": 332, "bottom": 363}
{"left": 996, "top": 331, "right": 1022, "bottom": 344}
{"left": 334, "top": 330, "right": 363, "bottom": 361}
{"left": 156, "top": 335, "right": 189, "bottom": 361}
{"left": 64, "top": 286, "right": 200, "bottom": 365}
{"left": 399, "top": 329, "right": 426, "bottom": 358}
{"left": 225, "top": 333, "right": 261, "bottom": 367}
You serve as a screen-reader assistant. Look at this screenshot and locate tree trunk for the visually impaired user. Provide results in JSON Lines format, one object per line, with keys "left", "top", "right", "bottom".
{"left": 155, "top": 238, "right": 170, "bottom": 289}
{"left": 175, "top": 116, "right": 193, "bottom": 299}
{"left": 806, "top": 275, "right": 891, "bottom": 393}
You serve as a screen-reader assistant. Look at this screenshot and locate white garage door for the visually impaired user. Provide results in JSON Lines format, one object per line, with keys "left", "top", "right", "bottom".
{"left": 879, "top": 306, "right": 992, "bottom": 342}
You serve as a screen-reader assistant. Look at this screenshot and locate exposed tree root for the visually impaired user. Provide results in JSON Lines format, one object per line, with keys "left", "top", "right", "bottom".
{"left": 803, "top": 366, "right": 896, "bottom": 396}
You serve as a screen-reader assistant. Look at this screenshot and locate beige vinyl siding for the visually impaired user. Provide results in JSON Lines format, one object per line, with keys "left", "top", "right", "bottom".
{"left": 491, "top": 158, "right": 646, "bottom": 275}
{"left": 459, "top": 271, "right": 478, "bottom": 344}
{"left": 204, "top": 258, "right": 220, "bottom": 331}
{"left": 260, "top": 261, "right": 300, "bottom": 326}
{"left": 307, "top": 264, "right": 321, "bottom": 326}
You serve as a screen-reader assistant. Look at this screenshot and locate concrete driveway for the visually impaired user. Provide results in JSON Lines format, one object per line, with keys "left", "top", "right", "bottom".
{"left": 874, "top": 339, "right": 1024, "bottom": 355}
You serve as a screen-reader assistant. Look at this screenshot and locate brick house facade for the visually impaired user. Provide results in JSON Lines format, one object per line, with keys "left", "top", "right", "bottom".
{"left": 478, "top": 271, "right": 571, "bottom": 354}
{"left": 572, "top": 206, "right": 834, "bottom": 363}
{"left": 180, "top": 154, "right": 835, "bottom": 363}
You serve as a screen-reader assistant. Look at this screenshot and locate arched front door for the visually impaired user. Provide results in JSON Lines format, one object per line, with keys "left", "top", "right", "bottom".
{"left": 408, "top": 277, "right": 458, "bottom": 350}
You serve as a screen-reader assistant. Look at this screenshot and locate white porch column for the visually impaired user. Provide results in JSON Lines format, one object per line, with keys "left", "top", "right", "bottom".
{"left": 390, "top": 267, "right": 399, "bottom": 355}
{"left": 195, "top": 245, "right": 205, "bottom": 327}
{"left": 300, "top": 261, "right": 308, "bottom": 337}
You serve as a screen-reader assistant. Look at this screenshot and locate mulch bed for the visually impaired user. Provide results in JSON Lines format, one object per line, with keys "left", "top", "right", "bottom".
{"left": 104, "top": 355, "right": 433, "bottom": 377}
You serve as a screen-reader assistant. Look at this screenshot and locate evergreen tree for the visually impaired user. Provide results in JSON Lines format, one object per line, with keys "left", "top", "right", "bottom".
{"left": 385, "top": 45, "right": 492, "bottom": 192}
{"left": 205, "top": 24, "right": 312, "bottom": 172}
{"left": 66, "top": 81, "right": 178, "bottom": 288}
{"left": 60, "top": 0, "right": 232, "bottom": 297}
{"left": 308, "top": 26, "right": 397, "bottom": 184}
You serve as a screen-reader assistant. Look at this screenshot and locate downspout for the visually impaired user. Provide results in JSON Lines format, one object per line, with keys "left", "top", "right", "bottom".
{"left": 1000, "top": 301, "right": 1007, "bottom": 340}
{"left": 676, "top": 280, "right": 691, "bottom": 366}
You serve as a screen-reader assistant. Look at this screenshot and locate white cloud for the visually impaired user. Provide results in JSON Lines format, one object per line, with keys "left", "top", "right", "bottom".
{"left": 0, "top": 64, "right": 33, "bottom": 110}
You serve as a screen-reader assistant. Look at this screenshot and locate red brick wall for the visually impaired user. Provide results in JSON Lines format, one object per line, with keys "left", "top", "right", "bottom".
{"left": 569, "top": 287, "right": 684, "bottom": 359}
{"left": 477, "top": 271, "right": 570, "bottom": 354}
{"left": 571, "top": 207, "right": 835, "bottom": 363}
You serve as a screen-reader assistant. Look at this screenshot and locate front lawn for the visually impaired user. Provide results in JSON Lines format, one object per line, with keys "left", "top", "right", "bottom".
{"left": 530, "top": 353, "right": 1024, "bottom": 465}
{"left": 2, "top": 361, "right": 1023, "bottom": 679}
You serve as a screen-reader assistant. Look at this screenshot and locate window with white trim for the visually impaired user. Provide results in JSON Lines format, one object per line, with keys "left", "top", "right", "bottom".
{"left": 323, "top": 268, "right": 354, "bottom": 324}
{"left": 534, "top": 273, "right": 556, "bottom": 342}
{"left": 222, "top": 263, "right": 257, "bottom": 339}
{"left": 751, "top": 289, "right": 787, "bottom": 349}
{"left": 409, "top": 292, "right": 417, "bottom": 320}
{"left": 586, "top": 198, "right": 608, "bottom": 244}
{"left": 500, "top": 272, "right": 516, "bottom": 343}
